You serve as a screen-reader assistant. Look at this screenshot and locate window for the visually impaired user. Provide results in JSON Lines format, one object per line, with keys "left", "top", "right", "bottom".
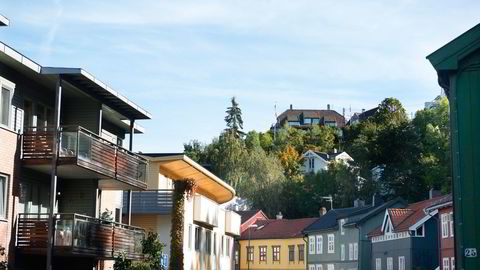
{"left": 188, "top": 225, "right": 192, "bottom": 250}
{"left": 325, "top": 120, "right": 337, "bottom": 127}
{"left": 288, "top": 121, "right": 300, "bottom": 126}
{"left": 451, "top": 257, "right": 455, "bottom": 270}
{"left": 327, "top": 264, "right": 334, "bottom": 270}
{"left": 340, "top": 244, "right": 345, "bottom": 261}
{"left": 273, "top": 246, "right": 280, "bottom": 261}
{"left": 259, "top": 246, "right": 267, "bottom": 261}
{"left": 340, "top": 219, "right": 345, "bottom": 235}
{"left": 443, "top": 257, "right": 450, "bottom": 270}
{"left": 386, "top": 257, "right": 393, "bottom": 270}
{"left": 316, "top": 235, "right": 323, "bottom": 254}
{"left": 221, "top": 235, "right": 224, "bottom": 255}
{"left": 309, "top": 158, "right": 315, "bottom": 170}
{"left": 289, "top": 245, "right": 295, "bottom": 262}
{"left": 327, "top": 234, "right": 334, "bottom": 253}
{"left": 349, "top": 243, "right": 353, "bottom": 260}
{"left": 213, "top": 233, "right": 217, "bottom": 255}
{"left": 309, "top": 236, "right": 316, "bottom": 254}
{"left": 304, "top": 118, "right": 312, "bottom": 124}
{"left": 1, "top": 87, "right": 12, "bottom": 127}
{"left": 449, "top": 212, "right": 454, "bottom": 237}
{"left": 312, "top": 118, "right": 320, "bottom": 124}
{"left": 441, "top": 213, "right": 449, "bottom": 238}
{"left": 298, "top": 244, "right": 304, "bottom": 261}
{"left": 415, "top": 225, "right": 424, "bottom": 237}
{"left": 398, "top": 256, "right": 405, "bottom": 270}
{"left": 353, "top": 243, "right": 358, "bottom": 260}
{"left": 309, "top": 265, "right": 316, "bottom": 270}
{"left": 316, "top": 264, "right": 323, "bottom": 270}
{"left": 247, "top": 246, "right": 254, "bottom": 261}
{"left": 376, "top": 258, "right": 381, "bottom": 270}
{"left": 194, "top": 227, "right": 202, "bottom": 251}
{"left": 205, "top": 230, "right": 212, "bottom": 254}
{"left": 226, "top": 237, "right": 230, "bottom": 256}
{"left": 0, "top": 175, "right": 7, "bottom": 218}
{"left": 235, "top": 250, "right": 239, "bottom": 265}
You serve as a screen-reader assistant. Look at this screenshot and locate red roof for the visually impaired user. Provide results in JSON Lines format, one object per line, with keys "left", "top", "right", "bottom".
{"left": 239, "top": 218, "right": 318, "bottom": 240}
{"left": 369, "top": 194, "right": 450, "bottom": 237}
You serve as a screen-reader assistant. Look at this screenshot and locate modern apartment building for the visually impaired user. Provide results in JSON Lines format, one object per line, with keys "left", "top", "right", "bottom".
{"left": 0, "top": 35, "right": 151, "bottom": 270}
{"left": 127, "top": 153, "right": 241, "bottom": 270}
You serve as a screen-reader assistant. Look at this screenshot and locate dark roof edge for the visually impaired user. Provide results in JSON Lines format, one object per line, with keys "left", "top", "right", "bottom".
{"left": 344, "top": 197, "right": 405, "bottom": 227}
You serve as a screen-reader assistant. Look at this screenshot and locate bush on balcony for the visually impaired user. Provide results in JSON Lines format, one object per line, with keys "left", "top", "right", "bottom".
{"left": 114, "top": 232, "right": 165, "bottom": 270}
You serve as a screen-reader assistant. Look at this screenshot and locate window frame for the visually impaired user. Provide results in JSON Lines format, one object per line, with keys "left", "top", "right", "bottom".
{"left": 376, "top": 258, "right": 382, "bottom": 270}
{"left": 316, "top": 264, "right": 323, "bottom": 270}
{"left": 398, "top": 256, "right": 405, "bottom": 270}
{"left": 288, "top": 245, "right": 295, "bottom": 262}
{"left": 298, "top": 244, "right": 305, "bottom": 261}
{"left": 441, "top": 213, "right": 449, "bottom": 238}
{"left": 353, "top": 243, "right": 358, "bottom": 260}
{"left": 0, "top": 77, "right": 15, "bottom": 129}
{"left": 443, "top": 257, "right": 450, "bottom": 270}
{"left": 348, "top": 243, "right": 353, "bottom": 260}
{"left": 259, "top": 245, "right": 267, "bottom": 262}
{"left": 327, "top": 264, "right": 334, "bottom": 270}
{"left": 0, "top": 174, "right": 7, "bottom": 219}
{"left": 340, "top": 244, "right": 345, "bottom": 261}
{"left": 194, "top": 226, "right": 202, "bottom": 251}
{"left": 449, "top": 212, "right": 454, "bottom": 237}
{"left": 309, "top": 236, "right": 316, "bottom": 254}
{"left": 340, "top": 219, "right": 345, "bottom": 235}
{"left": 327, "top": 234, "right": 335, "bottom": 254}
{"left": 316, "top": 235, "right": 323, "bottom": 254}
{"left": 386, "top": 257, "right": 393, "bottom": 270}
{"left": 188, "top": 224, "right": 192, "bottom": 250}
{"left": 451, "top": 257, "right": 455, "bottom": 270}
{"left": 247, "top": 246, "right": 254, "bottom": 262}
{"left": 272, "top": 245, "right": 281, "bottom": 262}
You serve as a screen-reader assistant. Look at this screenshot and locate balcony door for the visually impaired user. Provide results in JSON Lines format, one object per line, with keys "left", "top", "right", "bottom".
{"left": 18, "top": 181, "right": 50, "bottom": 215}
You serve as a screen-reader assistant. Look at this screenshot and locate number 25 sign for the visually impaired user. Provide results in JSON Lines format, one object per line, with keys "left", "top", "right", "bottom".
{"left": 465, "top": 248, "right": 477, "bottom": 258}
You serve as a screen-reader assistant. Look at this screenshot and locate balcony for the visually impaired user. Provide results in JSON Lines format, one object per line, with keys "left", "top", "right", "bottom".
{"left": 22, "top": 126, "right": 147, "bottom": 190}
{"left": 225, "top": 211, "right": 241, "bottom": 236}
{"left": 16, "top": 213, "right": 144, "bottom": 259}
{"left": 193, "top": 195, "right": 219, "bottom": 227}
{"left": 123, "top": 190, "right": 173, "bottom": 215}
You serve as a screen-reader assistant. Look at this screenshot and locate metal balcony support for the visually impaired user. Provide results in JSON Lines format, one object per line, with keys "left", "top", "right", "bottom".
{"left": 46, "top": 76, "right": 62, "bottom": 270}
{"left": 127, "top": 119, "right": 134, "bottom": 225}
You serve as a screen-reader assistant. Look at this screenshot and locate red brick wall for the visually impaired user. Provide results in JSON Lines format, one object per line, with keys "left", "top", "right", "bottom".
{"left": 0, "top": 126, "right": 20, "bottom": 263}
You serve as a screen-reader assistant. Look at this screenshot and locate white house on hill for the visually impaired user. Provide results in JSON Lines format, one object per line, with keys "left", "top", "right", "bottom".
{"left": 302, "top": 149, "right": 353, "bottom": 174}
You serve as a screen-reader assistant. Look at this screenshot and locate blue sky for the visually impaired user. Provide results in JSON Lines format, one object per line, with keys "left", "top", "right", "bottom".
{"left": 1, "top": 1, "right": 479, "bottom": 152}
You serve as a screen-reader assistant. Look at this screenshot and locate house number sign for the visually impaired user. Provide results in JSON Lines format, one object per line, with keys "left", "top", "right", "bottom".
{"left": 465, "top": 248, "right": 477, "bottom": 258}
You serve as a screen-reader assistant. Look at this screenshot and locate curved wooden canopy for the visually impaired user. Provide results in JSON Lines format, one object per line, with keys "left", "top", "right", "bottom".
{"left": 145, "top": 154, "right": 235, "bottom": 204}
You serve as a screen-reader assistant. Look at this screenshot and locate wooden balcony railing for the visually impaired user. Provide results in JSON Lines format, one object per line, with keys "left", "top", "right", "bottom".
{"left": 123, "top": 190, "right": 173, "bottom": 215}
{"left": 22, "top": 126, "right": 147, "bottom": 189}
{"left": 16, "top": 213, "right": 144, "bottom": 259}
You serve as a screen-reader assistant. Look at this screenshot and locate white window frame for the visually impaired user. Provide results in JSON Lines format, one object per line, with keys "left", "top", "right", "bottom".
{"left": 316, "top": 235, "right": 323, "bottom": 254}
{"left": 309, "top": 265, "right": 316, "bottom": 270}
{"left": 0, "top": 174, "right": 7, "bottom": 219}
{"left": 327, "top": 234, "right": 335, "bottom": 254}
{"left": 309, "top": 236, "right": 316, "bottom": 254}
{"left": 316, "top": 264, "right": 323, "bottom": 270}
{"left": 376, "top": 258, "right": 382, "bottom": 270}
{"left": 353, "top": 243, "right": 358, "bottom": 260}
{"left": 398, "top": 256, "right": 405, "bottom": 270}
{"left": 386, "top": 257, "right": 393, "bottom": 270}
{"left": 348, "top": 243, "right": 353, "bottom": 260}
{"left": 441, "top": 213, "right": 449, "bottom": 238}
{"left": 451, "top": 257, "right": 455, "bottom": 270}
{"left": 188, "top": 224, "right": 192, "bottom": 250}
{"left": 327, "top": 264, "right": 334, "bottom": 270}
{"left": 341, "top": 244, "right": 345, "bottom": 261}
{"left": 0, "top": 77, "right": 15, "bottom": 129}
{"left": 443, "top": 257, "right": 450, "bottom": 270}
{"left": 449, "top": 212, "right": 454, "bottom": 237}
{"left": 340, "top": 219, "right": 345, "bottom": 235}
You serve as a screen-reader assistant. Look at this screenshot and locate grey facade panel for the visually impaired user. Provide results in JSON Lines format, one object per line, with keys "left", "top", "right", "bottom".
{"left": 372, "top": 237, "right": 412, "bottom": 270}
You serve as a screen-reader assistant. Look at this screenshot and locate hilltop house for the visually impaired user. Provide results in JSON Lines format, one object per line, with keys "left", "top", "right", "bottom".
{"left": 272, "top": 104, "right": 345, "bottom": 130}
{"left": 303, "top": 150, "right": 354, "bottom": 174}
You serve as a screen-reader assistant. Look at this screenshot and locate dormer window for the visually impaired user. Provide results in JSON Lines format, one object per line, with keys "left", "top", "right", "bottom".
{"left": 385, "top": 220, "right": 393, "bottom": 234}
{"left": 308, "top": 158, "right": 315, "bottom": 170}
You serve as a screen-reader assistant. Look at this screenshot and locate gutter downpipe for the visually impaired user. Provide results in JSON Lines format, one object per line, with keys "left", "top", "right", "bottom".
{"left": 303, "top": 234, "right": 308, "bottom": 270}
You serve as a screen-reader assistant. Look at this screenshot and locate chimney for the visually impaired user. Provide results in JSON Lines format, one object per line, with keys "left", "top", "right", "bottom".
{"left": 276, "top": 212, "right": 283, "bottom": 220}
{"left": 0, "top": 15, "right": 9, "bottom": 27}
{"left": 429, "top": 188, "right": 442, "bottom": 199}
{"left": 333, "top": 148, "right": 338, "bottom": 154}
{"left": 354, "top": 199, "right": 365, "bottom": 208}
{"left": 290, "top": 104, "right": 293, "bottom": 110}
{"left": 327, "top": 104, "right": 331, "bottom": 110}
{"left": 319, "top": 207, "right": 327, "bottom": 216}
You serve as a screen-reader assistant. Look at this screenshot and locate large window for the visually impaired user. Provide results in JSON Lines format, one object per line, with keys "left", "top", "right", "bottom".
{"left": 327, "top": 234, "right": 334, "bottom": 253}
{"left": 0, "top": 175, "right": 7, "bottom": 218}
{"left": 247, "top": 246, "right": 254, "bottom": 261}
{"left": 309, "top": 236, "right": 315, "bottom": 254}
{"left": 298, "top": 244, "right": 304, "bottom": 261}
{"left": 441, "top": 213, "right": 449, "bottom": 238}
{"left": 398, "top": 256, "right": 405, "bottom": 270}
{"left": 259, "top": 246, "right": 267, "bottom": 261}
{"left": 316, "top": 235, "right": 323, "bottom": 254}
{"left": 387, "top": 257, "right": 393, "bottom": 270}
{"left": 288, "top": 245, "right": 295, "bottom": 262}
{"left": 340, "top": 244, "right": 345, "bottom": 261}
{"left": 443, "top": 257, "right": 450, "bottom": 270}
{"left": 272, "top": 246, "right": 280, "bottom": 261}
{"left": 376, "top": 258, "right": 382, "bottom": 270}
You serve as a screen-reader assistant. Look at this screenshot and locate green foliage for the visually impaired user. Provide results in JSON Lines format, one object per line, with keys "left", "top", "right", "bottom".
{"left": 183, "top": 140, "right": 206, "bottom": 163}
{"left": 225, "top": 97, "right": 245, "bottom": 138}
{"left": 114, "top": 232, "right": 165, "bottom": 270}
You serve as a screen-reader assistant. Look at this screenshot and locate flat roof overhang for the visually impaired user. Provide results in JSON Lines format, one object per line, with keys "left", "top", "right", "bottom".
{"left": 145, "top": 154, "right": 235, "bottom": 204}
{"left": 41, "top": 67, "right": 152, "bottom": 120}
{"left": 0, "top": 15, "right": 9, "bottom": 26}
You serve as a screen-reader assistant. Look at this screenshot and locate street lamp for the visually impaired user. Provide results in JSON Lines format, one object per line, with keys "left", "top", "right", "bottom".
{"left": 320, "top": 195, "right": 334, "bottom": 210}
{"left": 247, "top": 224, "right": 258, "bottom": 270}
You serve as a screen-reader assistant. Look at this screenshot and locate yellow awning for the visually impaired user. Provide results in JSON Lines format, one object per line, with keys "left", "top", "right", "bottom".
{"left": 145, "top": 154, "right": 235, "bottom": 203}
